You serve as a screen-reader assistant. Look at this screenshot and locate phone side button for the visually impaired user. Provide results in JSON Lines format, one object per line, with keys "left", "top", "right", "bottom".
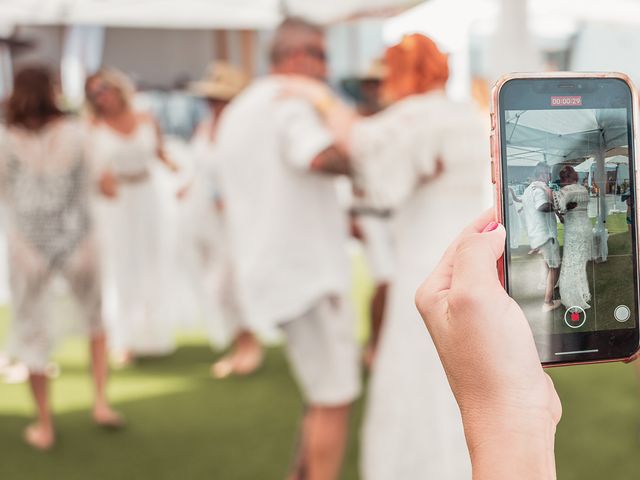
{"left": 490, "top": 160, "right": 496, "bottom": 184}
{"left": 489, "top": 133, "right": 495, "bottom": 159}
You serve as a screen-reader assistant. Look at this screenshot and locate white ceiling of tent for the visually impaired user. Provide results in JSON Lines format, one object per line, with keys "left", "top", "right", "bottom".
{"left": 505, "top": 109, "right": 628, "bottom": 164}
{"left": 0, "top": 0, "right": 419, "bottom": 29}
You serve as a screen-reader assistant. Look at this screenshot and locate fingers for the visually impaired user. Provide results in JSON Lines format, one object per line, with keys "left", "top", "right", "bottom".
{"left": 450, "top": 222, "right": 506, "bottom": 297}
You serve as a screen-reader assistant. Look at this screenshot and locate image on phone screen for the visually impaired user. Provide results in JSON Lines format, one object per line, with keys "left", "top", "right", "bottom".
{"left": 499, "top": 78, "right": 639, "bottom": 364}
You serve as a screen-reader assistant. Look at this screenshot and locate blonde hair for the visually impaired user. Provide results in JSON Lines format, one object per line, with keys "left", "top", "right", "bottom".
{"left": 84, "top": 67, "right": 135, "bottom": 117}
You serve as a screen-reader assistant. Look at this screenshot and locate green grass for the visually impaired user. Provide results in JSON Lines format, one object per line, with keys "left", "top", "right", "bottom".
{"left": 0, "top": 329, "right": 366, "bottom": 480}
{"left": 1, "top": 252, "right": 640, "bottom": 479}
{"left": 511, "top": 212, "right": 636, "bottom": 333}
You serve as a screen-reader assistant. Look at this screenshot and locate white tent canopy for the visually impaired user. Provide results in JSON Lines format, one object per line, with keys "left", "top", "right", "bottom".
{"left": 0, "top": 0, "right": 419, "bottom": 29}
{"left": 574, "top": 155, "right": 628, "bottom": 173}
{"left": 384, "top": 0, "right": 640, "bottom": 99}
{"left": 505, "top": 109, "right": 628, "bottom": 165}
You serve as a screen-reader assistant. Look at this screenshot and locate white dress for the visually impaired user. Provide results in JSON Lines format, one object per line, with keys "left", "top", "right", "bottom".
{"left": 178, "top": 119, "right": 246, "bottom": 347}
{"left": 352, "top": 91, "right": 490, "bottom": 479}
{"left": 556, "top": 183, "right": 592, "bottom": 310}
{"left": 90, "top": 120, "right": 175, "bottom": 355}
{"left": 0, "top": 119, "right": 102, "bottom": 372}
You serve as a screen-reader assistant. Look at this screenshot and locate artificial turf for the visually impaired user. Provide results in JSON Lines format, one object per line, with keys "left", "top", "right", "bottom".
{"left": 1, "top": 254, "right": 640, "bottom": 478}
{"left": 1, "top": 332, "right": 640, "bottom": 479}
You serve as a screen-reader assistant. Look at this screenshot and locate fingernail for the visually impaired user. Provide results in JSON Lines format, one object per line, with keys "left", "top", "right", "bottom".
{"left": 482, "top": 221, "right": 499, "bottom": 233}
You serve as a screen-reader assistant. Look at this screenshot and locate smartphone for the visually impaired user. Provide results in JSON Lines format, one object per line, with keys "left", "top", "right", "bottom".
{"left": 491, "top": 73, "right": 640, "bottom": 366}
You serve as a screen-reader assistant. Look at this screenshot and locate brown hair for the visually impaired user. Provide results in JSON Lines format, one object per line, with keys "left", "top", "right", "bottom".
{"left": 382, "top": 34, "right": 449, "bottom": 103}
{"left": 6, "top": 66, "right": 62, "bottom": 130}
{"left": 84, "top": 67, "right": 135, "bottom": 117}
{"left": 559, "top": 165, "right": 578, "bottom": 184}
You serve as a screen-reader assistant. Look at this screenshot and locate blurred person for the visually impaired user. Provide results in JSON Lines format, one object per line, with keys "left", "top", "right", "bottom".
{"left": 522, "top": 163, "right": 561, "bottom": 312}
{"left": 342, "top": 60, "right": 394, "bottom": 367}
{"left": 623, "top": 191, "right": 633, "bottom": 233}
{"left": 0, "top": 66, "right": 123, "bottom": 450}
{"left": 285, "top": 33, "right": 489, "bottom": 479}
{"left": 416, "top": 210, "right": 561, "bottom": 479}
{"left": 214, "top": 18, "right": 360, "bottom": 480}
{"left": 85, "top": 68, "right": 178, "bottom": 366}
{"left": 554, "top": 165, "right": 591, "bottom": 310}
{"left": 181, "top": 62, "right": 263, "bottom": 377}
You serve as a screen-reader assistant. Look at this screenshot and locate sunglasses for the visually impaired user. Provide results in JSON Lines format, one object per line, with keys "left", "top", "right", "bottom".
{"left": 87, "top": 82, "right": 113, "bottom": 100}
{"left": 304, "top": 46, "right": 327, "bottom": 62}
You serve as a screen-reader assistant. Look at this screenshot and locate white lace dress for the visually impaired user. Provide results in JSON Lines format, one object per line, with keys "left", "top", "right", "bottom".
{"left": 90, "top": 120, "right": 175, "bottom": 355}
{"left": 352, "top": 91, "right": 490, "bottom": 480}
{"left": 555, "top": 183, "right": 593, "bottom": 310}
{"left": 0, "top": 119, "right": 102, "bottom": 372}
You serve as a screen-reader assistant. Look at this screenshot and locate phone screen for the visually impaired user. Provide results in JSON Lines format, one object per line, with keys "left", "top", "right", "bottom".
{"left": 498, "top": 77, "right": 640, "bottom": 364}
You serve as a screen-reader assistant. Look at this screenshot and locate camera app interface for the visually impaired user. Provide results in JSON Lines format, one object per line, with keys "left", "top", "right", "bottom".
{"left": 503, "top": 106, "right": 636, "bottom": 339}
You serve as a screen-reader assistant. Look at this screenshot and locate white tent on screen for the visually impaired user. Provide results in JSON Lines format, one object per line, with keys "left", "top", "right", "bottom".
{"left": 505, "top": 108, "right": 629, "bottom": 262}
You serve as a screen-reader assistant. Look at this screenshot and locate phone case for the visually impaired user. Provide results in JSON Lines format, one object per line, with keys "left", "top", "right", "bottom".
{"left": 490, "top": 72, "right": 640, "bottom": 367}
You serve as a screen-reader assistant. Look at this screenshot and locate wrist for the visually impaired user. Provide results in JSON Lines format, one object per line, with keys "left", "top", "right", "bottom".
{"left": 465, "top": 408, "right": 557, "bottom": 480}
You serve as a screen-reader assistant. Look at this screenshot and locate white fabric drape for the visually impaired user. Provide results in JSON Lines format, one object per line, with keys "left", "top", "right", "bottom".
{"left": 61, "top": 25, "right": 105, "bottom": 109}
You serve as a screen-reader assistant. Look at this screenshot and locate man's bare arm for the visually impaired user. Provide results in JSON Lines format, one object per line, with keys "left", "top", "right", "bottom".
{"left": 309, "top": 145, "right": 352, "bottom": 176}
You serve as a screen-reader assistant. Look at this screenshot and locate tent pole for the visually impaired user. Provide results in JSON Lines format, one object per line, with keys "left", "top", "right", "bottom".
{"left": 594, "top": 130, "right": 608, "bottom": 261}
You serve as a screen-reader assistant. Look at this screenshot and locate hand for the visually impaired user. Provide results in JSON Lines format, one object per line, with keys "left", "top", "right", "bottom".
{"left": 176, "top": 184, "right": 191, "bottom": 201}
{"left": 415, "top": 210, "right": 561, "bottom": 479}
{"left": 163, "top": 158, "right": 180, "bottom": 173}
{"left": 418, "top": 157, "right": 446, "bottom": 185}
{"left": 280, "top": 75, "right": 335, "bottom": 108}
{"left": 280, "top": 76, "right": 359, "bottom": 153}
{"left": 349, "top": 216, "right": 365, "bottom": 241}
{"left": 98, "top": 171, "right": 118, "bottom": 199}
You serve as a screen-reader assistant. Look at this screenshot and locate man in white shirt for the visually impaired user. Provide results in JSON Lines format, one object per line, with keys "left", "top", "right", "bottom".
{"left": 214, "top": 18, "right": 359, "bottom": 480}
{"left": 522, "top": 163, "right": 561, "bottom": 312}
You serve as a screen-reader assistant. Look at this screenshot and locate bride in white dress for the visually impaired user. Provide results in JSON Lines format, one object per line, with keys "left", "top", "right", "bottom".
{"left": 85, "top": 69, "right": 179, "bottom": 364}
{"left": 285, "top": 34, "right": 489, "bottom": 479}
{"left": 555, "top": 165, "right": 592, "bottom": 310}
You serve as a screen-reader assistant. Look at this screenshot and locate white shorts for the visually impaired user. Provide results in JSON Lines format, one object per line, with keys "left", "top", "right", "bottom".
{"left": 281, "top": 295, "right": 361, "bottom": 406}
{"left": 539, "top": 239, "right": 561, "bottom": 269}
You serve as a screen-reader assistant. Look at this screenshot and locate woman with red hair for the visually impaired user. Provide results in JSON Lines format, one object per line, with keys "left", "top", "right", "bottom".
{"left": 286, "top": 34, "right": 490, "bottom": 478}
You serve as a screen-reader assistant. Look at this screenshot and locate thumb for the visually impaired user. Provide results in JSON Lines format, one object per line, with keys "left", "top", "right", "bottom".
{"left": 450, "top": 222, "right": 506, "bottom": 295}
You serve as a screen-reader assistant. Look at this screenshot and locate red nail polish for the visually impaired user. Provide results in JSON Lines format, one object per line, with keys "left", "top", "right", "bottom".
{"left": 482, "top": 221, "right": 499, "bottom": 233}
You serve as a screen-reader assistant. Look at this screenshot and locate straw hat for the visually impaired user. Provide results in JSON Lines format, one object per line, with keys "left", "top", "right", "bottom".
{"left": 188, "top": 62, "right": 248, "bottom": 100}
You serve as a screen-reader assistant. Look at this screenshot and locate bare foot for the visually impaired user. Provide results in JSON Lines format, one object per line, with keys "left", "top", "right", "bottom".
{"left": 233, "top": 346, "right": 264, "bottom": 376}
{"left": 211, "top": 356, "right": 234, "bottom": 379}
{"left": 24, "top": 422, "right": 55, "bottom": 451}
{"left": 93, "top": 405, "right": 125, "bottom": 429}
{"left": 112, "top": 351, "right": 135, "bottom": 369}
{"left": 210, "top": 347, "right": 264, "bottom": 379}
{"left": 542, "top": 299, "right": 562, "bottom": 313}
